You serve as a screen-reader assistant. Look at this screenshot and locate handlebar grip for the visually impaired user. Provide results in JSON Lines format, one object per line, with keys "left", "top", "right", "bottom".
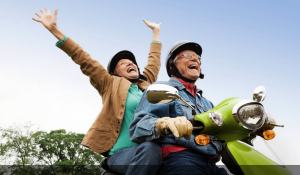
{"left": 162, "top": 119, "right": 202, "bottom": 135}
{"left": 164, "top": 127, "right": 203, "bottom": 135}
{"left": 164, "top": 129, "right": 170, "bottom": 135}
{"left": 269, "top": 123, "right": 284, "bottom": 127}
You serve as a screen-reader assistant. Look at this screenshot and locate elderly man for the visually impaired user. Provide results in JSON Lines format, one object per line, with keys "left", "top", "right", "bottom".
{"left": 129, "top": 41, "right": 228, "bottom": 175}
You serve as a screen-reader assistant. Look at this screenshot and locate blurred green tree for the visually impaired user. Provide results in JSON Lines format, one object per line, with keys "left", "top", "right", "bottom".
{"left": 36, "top": 129, "right": 103, "bottom": 174}
{"left": 0, "top": 123, "right": 42, "bottom": 166}
{"left": 0, "top": 124, "right": 104, "bottom": 175}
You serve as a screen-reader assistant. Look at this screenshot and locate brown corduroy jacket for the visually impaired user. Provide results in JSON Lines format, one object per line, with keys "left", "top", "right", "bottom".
{"left": 59, "top": 38, "right": 162, "bottom": 155}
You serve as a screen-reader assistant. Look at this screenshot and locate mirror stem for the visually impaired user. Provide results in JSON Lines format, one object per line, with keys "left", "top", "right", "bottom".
{"left": 174, "top": 94, "right": 196, "bottom": 115}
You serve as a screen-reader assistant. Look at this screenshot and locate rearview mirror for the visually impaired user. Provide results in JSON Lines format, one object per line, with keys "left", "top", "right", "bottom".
{"left": 146, "top": 84, "right": 178, "bottom": 104}
{"left": 253, "top": 86, "right": 266, "bottom": 103}
{"left": 146, "top": 84, "right": 196, "bottom": 115}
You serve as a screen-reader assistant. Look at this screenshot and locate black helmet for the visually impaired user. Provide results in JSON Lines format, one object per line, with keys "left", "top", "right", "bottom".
{"left": 107, "top": 50, "right": 138, "bottom": 74}
{"left": 165, "top": 40, "right": 204, "bottom": 80}
{"left": 107, "top": 50, "right": 147, "bottom": 82}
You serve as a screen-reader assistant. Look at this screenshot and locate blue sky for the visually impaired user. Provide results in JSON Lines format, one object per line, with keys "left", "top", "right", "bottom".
{"left": 0, "top": 0, "right": 299, "bottom": 166}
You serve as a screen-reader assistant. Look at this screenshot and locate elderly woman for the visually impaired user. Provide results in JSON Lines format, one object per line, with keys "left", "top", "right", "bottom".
{"left": 33, "top": 8, "right": 162, "bottom": 175}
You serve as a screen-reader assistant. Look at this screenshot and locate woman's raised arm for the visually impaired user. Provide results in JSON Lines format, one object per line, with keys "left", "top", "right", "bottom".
{"left": 32, "top": 8, "right": 64, "bottom": 41}
{"left": 32, "top": 8, "right": 113, "bottom": 95}
{"left": 141, "top": 20, "right": 162, "bottom": 84}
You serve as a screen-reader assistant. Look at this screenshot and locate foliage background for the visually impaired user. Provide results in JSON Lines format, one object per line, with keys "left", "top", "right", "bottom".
{"left": 0, "top": 123, "right": 103, "bottom": 174}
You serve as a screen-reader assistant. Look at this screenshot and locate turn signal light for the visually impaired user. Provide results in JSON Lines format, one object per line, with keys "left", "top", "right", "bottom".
{"left": 195, "top": 134, "right": 210, "bottom": 145}
{"left": 263, "top": 130, "right": 276, "bottom": 140}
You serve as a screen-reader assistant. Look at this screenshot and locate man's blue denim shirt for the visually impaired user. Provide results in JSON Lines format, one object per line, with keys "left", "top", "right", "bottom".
{"left": 129, "top": 78, "right": 222, "bottom": 156}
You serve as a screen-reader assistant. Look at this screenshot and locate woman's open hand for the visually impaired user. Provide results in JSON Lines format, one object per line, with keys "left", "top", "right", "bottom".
{"left": 32, "top": 8, "right": 58, "bottom": 31}
{"left": 143, "top": 20, "right": 162, "bottom": 41}
{"left": 143, "top": 20, "right": 162, "bottom": 32}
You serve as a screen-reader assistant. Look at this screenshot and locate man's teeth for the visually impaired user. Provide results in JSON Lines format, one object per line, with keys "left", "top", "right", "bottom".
{"left": 127, "top": 68, "right": 135, "bottom": 72}
{"left": 189, "top": 65, "right": 197, "bottom": 69}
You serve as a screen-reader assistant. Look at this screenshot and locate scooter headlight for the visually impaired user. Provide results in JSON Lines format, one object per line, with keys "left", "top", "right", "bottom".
{"left": 233, "top": 101, "right": 266, "bottom": 130}
{"left": 209, "top": 112, "right": 223, "bottom": 126}
{"left": 237, "top": 103, "right": 265, "bottom": 130}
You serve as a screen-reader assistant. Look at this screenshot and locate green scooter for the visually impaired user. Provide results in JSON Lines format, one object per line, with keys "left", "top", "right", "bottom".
{"left": 146, "top": 85, "right": 293, "bottom": 175}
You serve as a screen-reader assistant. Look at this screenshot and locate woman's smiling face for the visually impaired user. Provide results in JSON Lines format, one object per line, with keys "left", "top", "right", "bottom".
{"left": 114, "top": 59, "right": 139, "bottom": 80}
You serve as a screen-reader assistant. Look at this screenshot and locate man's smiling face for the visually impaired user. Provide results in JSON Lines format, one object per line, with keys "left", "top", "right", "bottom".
{"left": 174, "top": 50, "right": 201, "bottom": 81}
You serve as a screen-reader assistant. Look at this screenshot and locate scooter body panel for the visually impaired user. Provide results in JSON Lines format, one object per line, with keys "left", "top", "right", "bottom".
{"left": 226, "top": 141, "right": 293, "bottom": 175}
{"left": 194, "top": 97, "right": 250, "bottom": 142}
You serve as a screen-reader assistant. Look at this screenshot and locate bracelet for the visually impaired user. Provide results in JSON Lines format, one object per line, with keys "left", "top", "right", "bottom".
{"left": 56, "top": 35, "right": 68, "bottom": 48}
{"left": 151, "top": 40, "right": 162, "bottom": 44}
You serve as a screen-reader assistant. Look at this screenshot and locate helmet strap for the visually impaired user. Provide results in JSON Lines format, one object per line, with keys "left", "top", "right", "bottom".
{"left": 170, "top": 65, "right": 195, "bottom": 83}
{"left": 127, "top": 74, "right": 147, "bottom": 83}
{"left": 128, "top": 77, "right": 139, "bottom": 83}
{"left": 174, "top": 70, "right": 196, "bottom": 83}
{"left": 199, "top": 73, "right": 204, "bottom": 79}
{"left": 112, "top": 74, "right": 140, "bottom": 83}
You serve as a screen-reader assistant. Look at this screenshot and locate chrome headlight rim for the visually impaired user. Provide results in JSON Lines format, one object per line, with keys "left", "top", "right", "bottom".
{"left": 209, "top": 112, "right": 223, "bottom": 127}
{"left": 236, "top": 102, "right": 266, "bottom": 130}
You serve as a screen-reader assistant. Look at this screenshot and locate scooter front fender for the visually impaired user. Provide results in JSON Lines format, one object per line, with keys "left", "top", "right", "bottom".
{"left": 222, "top": 139, "right": 293, "bottom": 175}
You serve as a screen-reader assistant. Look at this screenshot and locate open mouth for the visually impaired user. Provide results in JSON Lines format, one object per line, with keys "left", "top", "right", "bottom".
{"left": 127, "top": 67, "right": 136, "bottom": 73}
{"left": 188, "top": 64, "right": 198, "bottom": 70}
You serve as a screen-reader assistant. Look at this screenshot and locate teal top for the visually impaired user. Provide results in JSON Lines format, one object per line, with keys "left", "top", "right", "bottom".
{"left": 55, "top": 35, "right": 161, "bottom": 47}
{"left": 109, "top": 85, "right": 143, "bottom": 155}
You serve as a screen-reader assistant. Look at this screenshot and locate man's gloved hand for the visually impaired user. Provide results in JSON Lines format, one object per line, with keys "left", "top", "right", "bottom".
{"left": 156, "top": 116, "right": 193, "bottom": 140}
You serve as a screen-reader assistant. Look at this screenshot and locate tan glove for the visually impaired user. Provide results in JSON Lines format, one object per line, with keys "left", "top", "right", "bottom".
{"left": 156, "top": 116, "right": 193, "bottom": 140}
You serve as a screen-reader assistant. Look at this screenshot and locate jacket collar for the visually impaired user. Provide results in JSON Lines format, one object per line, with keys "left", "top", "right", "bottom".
{"left": 169, "top": 77, "right": 203, "bottom": 97}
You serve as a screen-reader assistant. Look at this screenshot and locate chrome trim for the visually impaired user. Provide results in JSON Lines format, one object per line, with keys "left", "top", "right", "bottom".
{"left": 238, "top": 104, "right": 265, "bottom": 130}
{"left": 146, "top": 84, "right": 196, "bottom": 115}
{"left": 209, "top": 112, "right": 223, "bottom": 126}
{"left": 232, "top": 100, "right": 255, "bottom": 125}
{"left": 146, "top": 84, "right": 178, "bottom": 104}
{"left": 232, "top": 113, "right": 240, "bottom": 124}
{"left": 253, "top": 86, "right": 266, "bottom": 103}
{"left": 232, "top": 100, "right": 265, "bottom": 130}
{"left": 242, "top": 125, "right": 253, "bottom": 130}
{"left": 232, "top": 100, "right": 255, "bottom": 116}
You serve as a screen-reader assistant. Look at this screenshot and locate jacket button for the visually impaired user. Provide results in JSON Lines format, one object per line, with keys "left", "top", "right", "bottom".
{"left": 122, "top": 104, "right": 124, "bottom": 108}
{"left": 120, "top": 112, "right": 123, "bottom": 115}
{"left": 118, "top": 120, "right": 120, "bottom": 124}
{"left": 116, "top": 130, "right": 119, "bottom": 133}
